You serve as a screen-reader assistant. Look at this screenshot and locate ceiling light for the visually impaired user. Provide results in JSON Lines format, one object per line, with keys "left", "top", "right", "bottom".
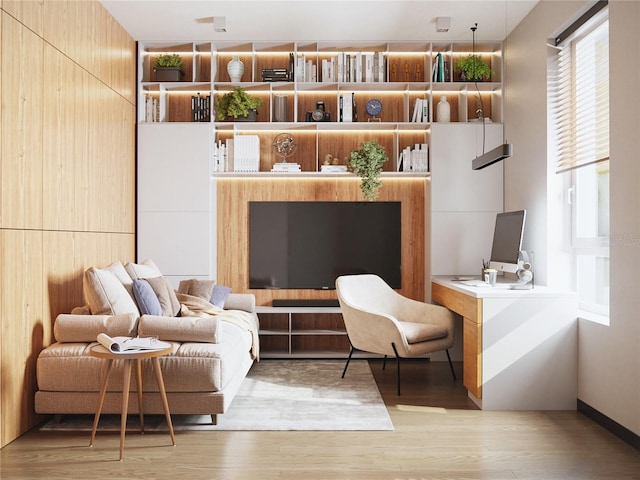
{"left": 213, "top": 16, "right": 227, "bottom": 33}
{"left": 436, "top": 17, "right": 451, "bottom": 33}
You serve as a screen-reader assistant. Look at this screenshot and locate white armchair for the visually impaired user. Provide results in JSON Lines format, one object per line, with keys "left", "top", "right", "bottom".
{"left": 336, "top": 274, "right": 456, "bottom": 395}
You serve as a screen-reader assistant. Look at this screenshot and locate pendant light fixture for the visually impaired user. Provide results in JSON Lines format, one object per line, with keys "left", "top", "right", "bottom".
{"left": 471, "top": 23, "right": 513, "bottom": 170}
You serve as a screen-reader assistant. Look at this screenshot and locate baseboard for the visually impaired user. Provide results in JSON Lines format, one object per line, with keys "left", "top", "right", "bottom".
{"left": 577, "top": 399, "right": 640, "bottom": 450}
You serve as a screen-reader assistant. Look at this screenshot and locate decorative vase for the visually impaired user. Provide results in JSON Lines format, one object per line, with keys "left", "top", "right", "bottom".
{"left": 227, "top": 56, "right": 244, "bottom": 83}
{"left": 437, "top": 96, "right": 450, "bottom": 123}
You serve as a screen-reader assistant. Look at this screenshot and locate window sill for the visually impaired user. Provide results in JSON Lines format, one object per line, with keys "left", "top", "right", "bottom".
{"left": 578, "top": 309, "right": 610, "bottom": 326}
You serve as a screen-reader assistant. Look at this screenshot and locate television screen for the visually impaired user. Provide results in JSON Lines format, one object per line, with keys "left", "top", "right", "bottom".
{"left": 489, "top": 210, "right": 526, "bottom": 273}
{"left": 249, "top": 201, "right": 401, "bottom": 289}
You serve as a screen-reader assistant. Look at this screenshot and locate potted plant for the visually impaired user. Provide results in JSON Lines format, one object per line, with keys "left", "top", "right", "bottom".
{"left": 215, "top": 86, "right": 263, "bottom": 121}
{"left": 154, "top": 53, "right": 184, "bottom": 82}
{"left": 348, "top": 139, "right": 389, "bottom": 200}
{"left": 454, "top": 54, "right": 493, "bottom": 82}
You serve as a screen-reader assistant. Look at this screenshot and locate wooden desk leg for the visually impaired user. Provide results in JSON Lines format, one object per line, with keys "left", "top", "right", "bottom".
{"left": 90, "top": 358, "right": 113, "bottom": 446}
{"left": 152, "top": 357, "right": 176, "bottom": 446}
{"left": 119, "top": 359, "right": 133, "bottom": 461}
{"left": 134, "top": 358, "right": 144, "bottom": 434}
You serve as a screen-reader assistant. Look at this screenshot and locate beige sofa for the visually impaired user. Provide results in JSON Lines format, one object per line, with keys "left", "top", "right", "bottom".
{"left": 35, "top": 260, "right": 259, "bottom": 423}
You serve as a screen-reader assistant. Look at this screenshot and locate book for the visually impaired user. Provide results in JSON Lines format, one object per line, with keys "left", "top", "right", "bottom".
{"left": 96, "top": 333, "right": 169, "bottom": 353}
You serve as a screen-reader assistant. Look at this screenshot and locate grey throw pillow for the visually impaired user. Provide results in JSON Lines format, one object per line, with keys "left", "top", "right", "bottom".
{"left": 132, "top": 279, "right": 163, "bottom": 316}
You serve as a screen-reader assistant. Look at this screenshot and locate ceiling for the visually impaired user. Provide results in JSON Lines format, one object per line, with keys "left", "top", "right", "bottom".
{"left": 100, "top": 0, "right": 539, "bottom": 44}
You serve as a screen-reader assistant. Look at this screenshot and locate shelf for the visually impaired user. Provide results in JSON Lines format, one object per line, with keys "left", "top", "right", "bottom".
{"left": 212, "top": 171, "right": 430, "bottom": 178}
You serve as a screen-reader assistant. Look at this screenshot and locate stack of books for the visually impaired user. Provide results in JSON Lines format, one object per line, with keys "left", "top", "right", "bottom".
{"left": 271, "top": 162, "right": 301, "bottom": 173}
{"left": 261, "top": 68, "right": 291, "bottom": 82}
{"left": 191, "top": 93, "right": 210, "bottom": 122}
{"left": 320, "top": 165, "right": 348, "bottom": 173}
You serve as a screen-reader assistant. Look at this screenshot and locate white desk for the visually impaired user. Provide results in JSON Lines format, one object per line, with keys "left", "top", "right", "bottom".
{"left": 432, "top": 276, "right": 578, "bottom": 410}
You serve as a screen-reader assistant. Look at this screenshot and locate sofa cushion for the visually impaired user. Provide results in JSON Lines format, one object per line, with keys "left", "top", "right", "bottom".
{"left": 211, "top": 284, "right": 232, "bottom": 308}
{"left": 124, "top": 258, "right": 163, "bottom": 280}
{"left": 133, "top": 279, "right": 163, "bottom": 316}
{"left": 83, "top": 265, "right": 141, "bottom": 317}
{"left": 138, "top": 315, "right": 219, "bottom": 343}
{"left": 54, "top": 313, "right": 138, "bottom": 343}
{"left": 146, "top": 276, "right": 181, "bottom": 316}
{"left": 178, "top": 279, "right": 216, "bottom": 301}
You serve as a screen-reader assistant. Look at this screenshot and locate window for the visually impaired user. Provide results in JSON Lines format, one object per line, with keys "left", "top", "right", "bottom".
{"left": 550, "top": 3, "right": 609, "bottom": 318}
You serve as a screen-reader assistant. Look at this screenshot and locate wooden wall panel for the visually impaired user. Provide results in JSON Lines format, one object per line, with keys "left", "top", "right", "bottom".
{"left": 2, "top": 0, "right": 44, "bottom": 36}
{"left": 0, "top": 0, "right": 136, "bottom": 447}
{"left": 0, "top": 230, "right": 44, "bottom": 446}
{"left": 1, "top": 13, "right": 43, "bottom": 229}
{"left": 217, "top": 177, "right": 427, "bottom": 306}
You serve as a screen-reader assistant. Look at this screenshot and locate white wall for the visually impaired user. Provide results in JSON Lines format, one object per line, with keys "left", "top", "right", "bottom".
{"left": 504, "top": 0, "right": 640, "bottom": 436}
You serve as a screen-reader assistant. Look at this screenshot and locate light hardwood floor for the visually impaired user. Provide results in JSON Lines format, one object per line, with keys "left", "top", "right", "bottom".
{"left": 1, "top": 360, "right": 638, "bottom": 479}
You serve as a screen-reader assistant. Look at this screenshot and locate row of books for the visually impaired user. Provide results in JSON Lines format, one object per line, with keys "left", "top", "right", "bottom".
{"left": 191, "top": 94, "right": 211, "bottom": 122}
{"left": 398, "top": 144, "right": 429, "bottom": 173}
{"left": 144, "top": 96, "right": 160, "bottom": 122}
{"left": 431, "top": 53, "right": 451, "bottom": 82}
{"left": 411, "top": 98, "right": 430, "bottom": 123}
{"left": 211, "top": 135, "right": 260, "bottom": 173}
{"left": 295, "top": 52, "right": 386, "bottom": 83}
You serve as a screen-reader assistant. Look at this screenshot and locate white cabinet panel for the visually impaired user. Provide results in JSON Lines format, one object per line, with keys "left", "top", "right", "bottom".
{"left": 137, "top": 211, "right": 210, "bottom": 277}
{"left": 431, "top": 211, "right": 499, "bottom": 276}
{"left": 431, "top": 123, "right": 503, "bottom": 213}
{"left": 138, "top": 123, "right": 211, "bottom": 212}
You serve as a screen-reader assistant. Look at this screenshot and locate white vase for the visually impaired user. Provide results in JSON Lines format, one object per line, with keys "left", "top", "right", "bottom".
{"left": 437, "top": 96, "right": 450, "bottom": 122}
{"left": 227, "top": 56, "right": 244, "bottom": 82}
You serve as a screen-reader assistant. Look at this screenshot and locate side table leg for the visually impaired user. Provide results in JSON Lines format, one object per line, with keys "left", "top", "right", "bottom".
{"left": 90, "top": 358, "right": 113, "bottom": 447}
{"left": 134, "top": 358, "right": 144, "bottom": 433}
{"left": 119, "top": 359, "right": 133, "bottom": 461}
{"left": 152, "top": 357, "right": 176, "bottom": 446}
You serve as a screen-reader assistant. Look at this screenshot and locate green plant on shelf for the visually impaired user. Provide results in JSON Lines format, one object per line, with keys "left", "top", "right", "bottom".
{"left": 215, "top": 86, "right": 263, "bottom": 120}
{"left": 154, "top": 53, "right": 183, "bottom": 69}
{"left": 453, "top": 54, "right": 493, "bottom": 82}
{"left": 348, "top": 139, "right": 389, "bottom": 201}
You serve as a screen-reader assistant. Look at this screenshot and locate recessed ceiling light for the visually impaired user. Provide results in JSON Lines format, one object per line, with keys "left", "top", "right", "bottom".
{"left": 436, "top": 17, "right": 451, "bottom": 33}
{"left": 213, "top": 16, "right": 227, "bottom": 33}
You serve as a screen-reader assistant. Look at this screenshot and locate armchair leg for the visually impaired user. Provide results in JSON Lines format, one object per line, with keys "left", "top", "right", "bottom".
{"left": 342, "top": 346, "right": 355, "bottom": 379}
{"left": 382, "top": 355, "right": 388, "bottom": 370}
{"left": 446, "top": 349, "right": 456, "bottom": 380}
{"left": 391, "top": 342, "right": 401, "bottom": 396}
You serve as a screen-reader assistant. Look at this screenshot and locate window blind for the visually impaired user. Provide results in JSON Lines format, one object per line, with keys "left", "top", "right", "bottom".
{"left": 551, "top": 8, "right": 609, "bottom": 174}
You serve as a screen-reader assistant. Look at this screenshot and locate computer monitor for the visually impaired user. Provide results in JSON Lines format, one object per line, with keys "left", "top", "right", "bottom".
{"left": 489, "top": 210, "right": 526, "bottom": 275}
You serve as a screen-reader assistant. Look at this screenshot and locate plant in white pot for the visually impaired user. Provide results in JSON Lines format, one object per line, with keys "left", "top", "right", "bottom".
{"left": 348, "top": 139, "right": 389, "bottom": 201}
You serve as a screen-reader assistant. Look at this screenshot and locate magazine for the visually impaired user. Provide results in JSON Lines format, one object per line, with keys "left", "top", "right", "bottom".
{"left": 96, "top": 333, "right": 170, "bottom": 353}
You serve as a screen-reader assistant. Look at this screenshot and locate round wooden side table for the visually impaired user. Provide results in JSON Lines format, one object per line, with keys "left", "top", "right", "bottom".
{"left": 89, "top": 344, "right": 176, "bottom": 461}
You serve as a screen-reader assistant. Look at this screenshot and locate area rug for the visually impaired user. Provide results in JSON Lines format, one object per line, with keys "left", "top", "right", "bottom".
{"left": 40, "top": 360, "right": 393, "bottom": 431}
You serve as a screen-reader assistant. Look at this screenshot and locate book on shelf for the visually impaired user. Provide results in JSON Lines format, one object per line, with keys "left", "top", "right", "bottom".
{"left": 397, "top": 144, "right": 429, "bottom": 173}
{"left": 232, "top": 135, "right": 260, "bottom": 172}
{"left": 191, "top": 93, "right": 210, "bottom": 122}
{"left": 96, "top": 333, "right": 170, "bottom": 353}
{"left": 411, "top": 98, "right": 429, "bottom": 123}
{"left": 320, "top": 165, "right": 348, "bottom": 173}
{"left": 145, "top": 95, "right": 160, "bottom": 122}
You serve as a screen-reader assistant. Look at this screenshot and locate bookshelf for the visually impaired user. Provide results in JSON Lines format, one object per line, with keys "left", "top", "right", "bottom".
{"left": 138, "top": 40, "right": 503, "bottom": 173}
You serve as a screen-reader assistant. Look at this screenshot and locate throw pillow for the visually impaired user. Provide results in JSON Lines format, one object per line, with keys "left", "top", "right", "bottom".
{"left": 132, "top": 279, "right": 163, "bottom": 316}
{"left": 124, "top": 259, "right": 163, "bottom": 280}
{"left": 177, "top": 279, "right": 216, "bottom": 301}
{"left": 145, "top": 276, "right": 181, "bottom": 317}
{"left": 83, "top": 266, "right": 141, "bottom": 317}
{"left": 210, "top": 284, "right": 232, "bottom": 308}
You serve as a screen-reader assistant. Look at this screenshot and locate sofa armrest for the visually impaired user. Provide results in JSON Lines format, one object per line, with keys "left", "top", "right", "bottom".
{"left": 54, "top": 313, "right": 138, "bottom": 342}
{"left": 138, "top": 315, "right": 220, "bottom": 343}
{"left": 224, "top": 293, "right": 256, "bottom": 313}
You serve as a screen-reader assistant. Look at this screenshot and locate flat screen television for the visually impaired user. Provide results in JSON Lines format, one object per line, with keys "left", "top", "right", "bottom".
{"left": 489, "top": 209, "right": 526, "bottom": 274}
{"left": 249, "top": 201, "right": 401, "bottom": 289}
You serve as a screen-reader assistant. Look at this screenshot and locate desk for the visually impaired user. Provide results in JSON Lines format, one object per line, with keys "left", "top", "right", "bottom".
{"left": 432, "top": 277, "right": 577, "bottom": 410}
{"left": 89, "top": 345, "right": 176, "bottom": 460}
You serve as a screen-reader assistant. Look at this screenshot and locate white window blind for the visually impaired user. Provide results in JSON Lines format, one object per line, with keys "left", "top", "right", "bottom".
{"left": 552, "top": 8, "right": 609, "bottom": 174}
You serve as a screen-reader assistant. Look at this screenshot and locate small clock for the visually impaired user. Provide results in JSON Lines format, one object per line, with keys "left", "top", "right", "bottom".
{"left": 366, "top": 98, "right": 383, "bottom": 119}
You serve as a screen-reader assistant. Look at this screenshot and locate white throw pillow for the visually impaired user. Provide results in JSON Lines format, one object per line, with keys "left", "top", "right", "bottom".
{"left": 83, "top": 266, "right": 141, "bottom": 317}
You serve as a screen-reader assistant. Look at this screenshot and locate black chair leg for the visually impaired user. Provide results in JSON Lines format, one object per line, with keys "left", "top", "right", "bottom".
{"left": 391, "top": 342, "right": 401, "bottom": 396}
{"left": 382, "top": 354, "right": 388, "bottom": 370}
{"left": 342, "top": 346, "right": 355, "bottom": 379}
{"left": 445, "top": 349, "right": 456, "bottom": 380}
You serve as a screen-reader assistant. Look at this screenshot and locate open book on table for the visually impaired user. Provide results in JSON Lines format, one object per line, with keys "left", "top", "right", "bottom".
{"left": 96, "top": 333, "right": 170, "bottom": 353}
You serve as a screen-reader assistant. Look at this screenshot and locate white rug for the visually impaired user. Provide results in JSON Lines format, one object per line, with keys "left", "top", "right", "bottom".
{"left": 41, "top": 360, "right": 394, "bottom": 431}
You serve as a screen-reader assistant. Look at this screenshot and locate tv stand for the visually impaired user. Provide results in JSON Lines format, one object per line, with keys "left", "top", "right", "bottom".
{"left": 272, "top": 299, "right": 340, "bottom": 308}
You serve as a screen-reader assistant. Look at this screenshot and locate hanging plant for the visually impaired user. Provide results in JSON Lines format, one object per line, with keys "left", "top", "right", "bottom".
{"left": 348, "top": 139, "right": 389, "bottom": 201}
{"left": 454, "top": 54, "right": 493, "bottom": 81}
